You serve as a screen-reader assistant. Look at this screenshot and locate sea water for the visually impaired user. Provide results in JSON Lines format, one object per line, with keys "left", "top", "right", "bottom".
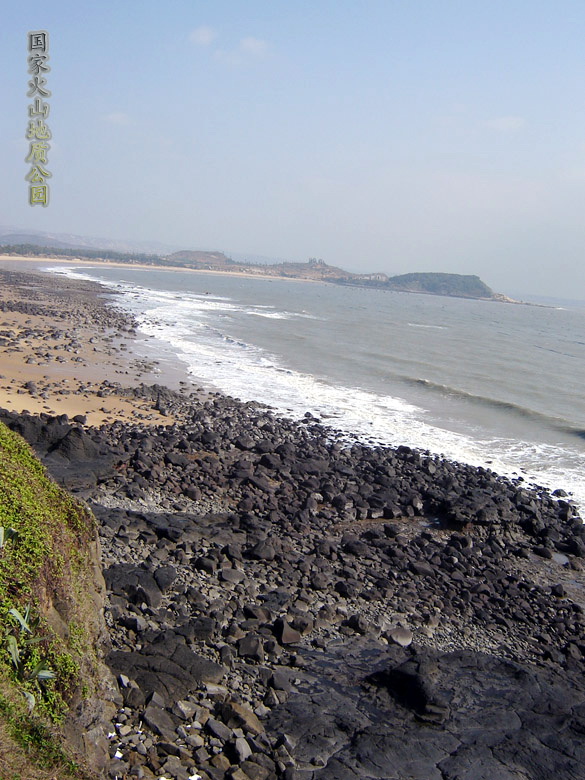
{"left": 47, "top": 265, "right": 585, "bottom": 509}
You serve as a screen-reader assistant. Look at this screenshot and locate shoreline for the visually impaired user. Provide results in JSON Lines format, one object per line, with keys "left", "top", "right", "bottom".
{"left": 1, "top": 267, "right": 585, "bottom": 778}
{"left": 0, "top": 254, "right": 540, "bottom": 303}
{"left": 0, "top": 260, "right": 578, "bottom": 497}
{"left": 0, "top": 254, "right": 326, "bottom": 285}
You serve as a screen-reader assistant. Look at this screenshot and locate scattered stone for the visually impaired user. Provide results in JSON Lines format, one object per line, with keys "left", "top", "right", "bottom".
{"left": 386, "top": 626, "right": 413, "bottom": 647}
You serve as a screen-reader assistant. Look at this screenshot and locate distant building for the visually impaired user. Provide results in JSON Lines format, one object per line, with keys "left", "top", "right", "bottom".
{"left": 357, "top": 272, "right": 389, "bottom": 282}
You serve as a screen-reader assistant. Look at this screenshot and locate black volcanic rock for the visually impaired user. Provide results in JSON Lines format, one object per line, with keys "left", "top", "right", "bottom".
{"left": 267, "top": 642, "right": 585, "bottom": 779}
{"left": 107, "top": 633, "right": 225, "bottom": 708}
{"left": 2, "top": 385, "right": 584, "bottom": 779}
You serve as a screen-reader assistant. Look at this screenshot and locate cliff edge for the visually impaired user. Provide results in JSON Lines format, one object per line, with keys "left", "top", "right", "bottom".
{"left": 0, "top": 421, "right": 116, "bottom": 779}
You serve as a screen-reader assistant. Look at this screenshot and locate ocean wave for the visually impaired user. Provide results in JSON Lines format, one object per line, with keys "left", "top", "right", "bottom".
{"left": 45, "top": 264, "right": 585, "bottom": 508}
{"left": 248, "top": 310, "right": 321, "bottom": 320}
{"left": 134, "top": 307, "right": 585, "bottom": 506}
{"left": 394, "top": 376, "right": 581, "bottom": 435}
{"left": 249, "top": 311, "right": 292, "bottom": 319}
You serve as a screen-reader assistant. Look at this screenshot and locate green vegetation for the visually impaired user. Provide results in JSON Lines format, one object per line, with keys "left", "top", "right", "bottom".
{"left": 7, "top": 604, "right": 56, "bottom": 714}
{"left": 0, "top": 422, "right": 102, "bottom": 778}
{"left": 0, "top": 692, "right": 80, "bottom": 779}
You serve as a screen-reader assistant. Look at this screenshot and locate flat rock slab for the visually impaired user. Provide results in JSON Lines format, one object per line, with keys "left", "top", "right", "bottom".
{"left": 107, "top": 633, "right": 225, "bottom": 708}
{"left": 266, "top": 640, "right": 585, "bottom": 780}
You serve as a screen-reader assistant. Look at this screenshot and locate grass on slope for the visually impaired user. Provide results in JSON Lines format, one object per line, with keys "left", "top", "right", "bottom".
{"left": 0, "top": 421, "right": 102, "bottom": 779}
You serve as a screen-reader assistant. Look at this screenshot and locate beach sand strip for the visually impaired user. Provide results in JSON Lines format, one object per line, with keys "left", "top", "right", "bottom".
{"left": 0, "top": 265, "right": 197, "bottom": 426}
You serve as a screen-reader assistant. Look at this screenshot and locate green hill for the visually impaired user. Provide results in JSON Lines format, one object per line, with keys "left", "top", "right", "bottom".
{"left": 387, "top": 272, "right": 494, "bottom": 298}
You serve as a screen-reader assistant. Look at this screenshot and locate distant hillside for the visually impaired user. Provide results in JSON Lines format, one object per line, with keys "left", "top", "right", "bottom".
{"left": 165, "top": 255, "right": 494, "bottom": 297}
{"left": 333, "top": 271, "right": 494, "bottom": 298}
{"left": 387, "top": 272, "right": 493, "bottom": 298}
{"left": 0, "top": 233, "right": 77, "bottom": 249}
{"left": 0, "top": 243, "right": 498, "bottom": 300}
{"left": 164, "top": 253, "right": 352, "bottom": 280}
{"left": 269, "top": 258, "right": 352, "bottom": 281}
{"left": 166, "top": 250, "right": 234, "bottom": 268}
{"left": 0, "top": 227, "right": 178, "bottom": 255}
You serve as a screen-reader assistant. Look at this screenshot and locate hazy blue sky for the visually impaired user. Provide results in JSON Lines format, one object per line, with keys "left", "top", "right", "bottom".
{"left": 3, "top": 1, "right": 585, "bottom": 297}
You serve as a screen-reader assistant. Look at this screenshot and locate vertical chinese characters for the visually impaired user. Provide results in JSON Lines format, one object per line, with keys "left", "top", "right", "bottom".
{"left": 26, "top": 31, "right": 51, "bottom": 207}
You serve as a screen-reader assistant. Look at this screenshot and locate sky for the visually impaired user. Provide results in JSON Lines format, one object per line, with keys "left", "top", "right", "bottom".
{"left": 2, "top": 1, "right": 585, "bottom": 298}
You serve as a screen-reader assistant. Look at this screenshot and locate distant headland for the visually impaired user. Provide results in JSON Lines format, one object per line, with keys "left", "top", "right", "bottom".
{"left": 0, "top": 241, "right": 516, "bottom": 302}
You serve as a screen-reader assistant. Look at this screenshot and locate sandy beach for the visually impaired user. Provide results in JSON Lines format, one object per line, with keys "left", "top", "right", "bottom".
{"left": 0, "top": 253, "right": 319, "bottom": 427}
{"left": 0, "top": 264, "right": 201, "bottom": 426}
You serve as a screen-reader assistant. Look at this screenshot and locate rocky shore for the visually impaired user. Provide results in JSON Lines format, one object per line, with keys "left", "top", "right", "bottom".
{"left": 1, "top": 266, "right": 585, "bottom": 779}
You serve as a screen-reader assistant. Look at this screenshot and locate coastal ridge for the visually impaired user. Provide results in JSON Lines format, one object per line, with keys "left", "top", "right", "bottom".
{"left": 1, "top": 243, "right": 503, "bottom": 301}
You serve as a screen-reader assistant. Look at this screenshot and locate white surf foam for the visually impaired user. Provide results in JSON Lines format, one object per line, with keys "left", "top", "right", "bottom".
{"left": 45, "top": 264, "right": 585, "bottom": 510}
{"left": 408, "top": 322, "right": 447, "bottom": 330}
